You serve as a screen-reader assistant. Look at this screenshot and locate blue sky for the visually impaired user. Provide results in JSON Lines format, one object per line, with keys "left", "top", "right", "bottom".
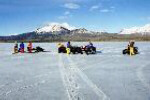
{"left": 0, "top": 0, "right": 150, "bottom": 35}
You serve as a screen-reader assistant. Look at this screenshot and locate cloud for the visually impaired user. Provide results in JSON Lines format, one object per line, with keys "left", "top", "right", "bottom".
{"left": 64, "top": 3, "right": 80, "bottom": 9}
{"left": 58, "top": 11, "right": 71, "bottom": 20}
{"left": 64, "top": 11, "right": 70, "bottom": 15}
{"left": 90, "top": 4, "right": 115, "bottom": 13}
{"left": 47, "top": 22, "right": 77, "bottom": 30}
{"left": 100, "top": 6, "right": 115, "bottom": 13}
{"left": 58, "top": 16, "right": 68, "bottom": 19}
{"left": 89, "top": 5, "right": 100, "bottom": 11}
{"left": 100, "top": 9, "right": 110, "bottom": 13}
{"left": 58, "top": 11, "right": 72, "bottom": 20}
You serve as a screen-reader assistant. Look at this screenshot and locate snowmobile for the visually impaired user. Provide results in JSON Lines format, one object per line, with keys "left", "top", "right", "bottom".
{"left": 70, "top": 46, "right": 83, "bottom": 54}
{"left": 58, "top": 46, "right": 83, "bottom": 54}
{"left": 81, "top": 46, "right": 97, "bottom": 55}
{"left": 32, "top": 46, "right": 46, "bottom": 52}
{"left": 122, "top": 47, "right": 138, "bottom": 55}
{"left": 58, "top": 46, "right": 67, "bottom": 53}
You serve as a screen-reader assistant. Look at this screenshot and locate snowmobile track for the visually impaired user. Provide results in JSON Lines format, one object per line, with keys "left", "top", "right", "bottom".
{"left": 67, "top": 56, "right": 110, "bottom": 100}
{"left": 59, "top": 54, "right": 82, "bottom": 100}
{"left": 58, "top": 54, "right": 110, "bottom": 100}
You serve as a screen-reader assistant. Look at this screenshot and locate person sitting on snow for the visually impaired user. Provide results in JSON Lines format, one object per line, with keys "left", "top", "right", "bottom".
{"left": 128, "top": 40, "right": 135, "bottom": 55}
{"left": 19, "top": 42, "right": 25, "bottom": 53}
{"left": 127, "top": 40, "right": 135, "bottom": 49}
{"left": 87, "top": 41, "right": 94, "bottom": 48}
{"left": 14, "top": 41, "right": 18, "bottom": 53}
{"left": 130, "top": 41, "right": 135, "bottom": 47}
{"left": 27, "top": 41, "right": 32, "bottom": 53}
{"left": 67, "top": 41, "right": 72, "bottom": 48}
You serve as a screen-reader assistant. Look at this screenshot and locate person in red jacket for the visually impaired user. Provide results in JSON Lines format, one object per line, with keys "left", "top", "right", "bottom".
{"left": 27, "top": 41, "right": 32, "bottom": 53}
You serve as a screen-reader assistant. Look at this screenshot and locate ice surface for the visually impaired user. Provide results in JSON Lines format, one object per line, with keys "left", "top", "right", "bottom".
{"left": 0, "top": 42, "right": 150, "bottom": 100}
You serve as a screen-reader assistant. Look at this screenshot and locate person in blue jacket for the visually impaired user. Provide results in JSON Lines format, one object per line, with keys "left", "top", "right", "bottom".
{"left": 87, "top": 41, "right": 93, "bottom": 48}
{"left": 67, "top": 41, "right": 72, "bottom": 48}
{"left": 20, "top": 42, "right": 25, "bottom": 53}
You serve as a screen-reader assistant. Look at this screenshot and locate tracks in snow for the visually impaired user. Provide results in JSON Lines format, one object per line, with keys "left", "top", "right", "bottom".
{"left": 59, "top": 55, "right": 81, "bottom": 100}
{"left": 58, "top": 54, "right": 110, "bottom": 100}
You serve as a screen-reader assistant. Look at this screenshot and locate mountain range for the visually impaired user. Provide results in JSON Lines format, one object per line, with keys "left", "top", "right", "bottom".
{"left": 0, "top": 23, "right": 107, "bottom": 42}
{"left": 0, "top": 23, "right": 150, "bottom": 42}
{"left": 35, "top": 23, "right": 105, "bottom": 35}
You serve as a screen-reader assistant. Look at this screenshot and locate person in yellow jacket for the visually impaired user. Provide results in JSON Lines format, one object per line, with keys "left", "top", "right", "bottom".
{"left": 14, "top": 41, "right": 18, "bottom": 53}
{"left": 130, "top": 47, "right": 134, "bottom": 56}
{"left": 128, "top": 40, "right": 135, "bottom": 56}
{"left": 66, "top": 48, "right": 70, "bottom": 55}
{"left": 58, "top": 43, "right": 69, "bottom": 54}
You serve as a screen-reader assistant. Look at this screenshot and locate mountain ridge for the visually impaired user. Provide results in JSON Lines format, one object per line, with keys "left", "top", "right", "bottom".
{"left": 1, "top": 23, "right": 150, "bottom": 42}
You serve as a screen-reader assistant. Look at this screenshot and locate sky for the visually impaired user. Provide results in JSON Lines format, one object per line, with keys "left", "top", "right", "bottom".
{"left": 0, "top": 0, "right": 150, "bottom": 35}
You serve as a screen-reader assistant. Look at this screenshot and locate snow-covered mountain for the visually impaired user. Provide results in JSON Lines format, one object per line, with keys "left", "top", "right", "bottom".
{"left": 35, "top": 22, "right": 106, "bottom": 35}
{"left": 35, "top": 23, "right": 71, "bottom": 34}
{"left": 71, "top": 28, "right": 91, "bottom": 34}
{"left": 120, "top": 24, "right": 150, "bottom": 35}
{"left": 35, "top": 23, "right": 91, "bottom": 34}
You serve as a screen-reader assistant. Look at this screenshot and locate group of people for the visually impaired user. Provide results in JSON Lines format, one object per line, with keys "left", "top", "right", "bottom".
{"left": 14, "top": 40, "right": 137, "bottom": 55}
{"left": 57, "top": 41, "right": 95, "bottom": 54}
{"left": 58, "top": 41, "right": 91, "bottom": 48}
{"left": 14, "top": 41, "right": 32, "bottom": 53}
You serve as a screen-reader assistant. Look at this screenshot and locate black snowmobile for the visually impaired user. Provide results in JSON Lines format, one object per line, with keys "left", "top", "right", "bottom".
{"left": 32, "top": 46, "right": 47, "bottom": 52}
{"left": 58, "top": 46, "right": 83, "bottom": 54}
{"left": 122, "top": 47, "right": 138, "bottom": 55}
{"left": 58, "top": 46, "right": 67, "bottom": 53}
{"left": 70, "top": 46, "right": 83, "bottom": 54}
{"left": 81, "top": 46, "right": 96, "bottom": 55}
